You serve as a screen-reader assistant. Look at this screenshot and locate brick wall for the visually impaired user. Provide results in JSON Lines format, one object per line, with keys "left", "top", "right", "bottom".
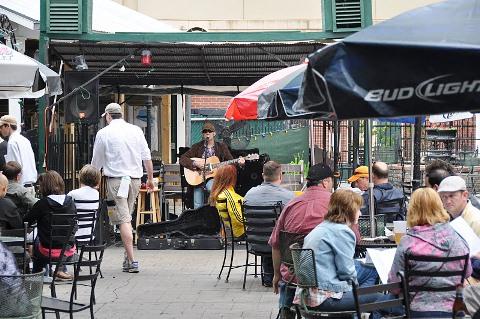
{"left": 192, "top": 95, "right": 231, "bottom": 109}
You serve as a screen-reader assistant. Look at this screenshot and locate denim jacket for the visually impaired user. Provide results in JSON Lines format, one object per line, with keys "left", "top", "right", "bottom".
{"left": 302, "top": 221, "right": 356, "bottom": 292}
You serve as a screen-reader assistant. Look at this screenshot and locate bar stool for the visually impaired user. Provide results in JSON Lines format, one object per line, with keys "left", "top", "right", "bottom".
{"left": 135, "top": 188, "right": 161, "bottom": 243}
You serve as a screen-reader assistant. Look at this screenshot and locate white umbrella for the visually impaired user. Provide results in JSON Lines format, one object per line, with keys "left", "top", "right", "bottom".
{"left": 0, "top": 44, "right": 61, "bottom": 99}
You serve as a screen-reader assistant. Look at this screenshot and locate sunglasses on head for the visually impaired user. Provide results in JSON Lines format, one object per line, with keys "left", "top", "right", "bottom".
{"left": 202, "top": 130, "right": 214, "bottom": 133}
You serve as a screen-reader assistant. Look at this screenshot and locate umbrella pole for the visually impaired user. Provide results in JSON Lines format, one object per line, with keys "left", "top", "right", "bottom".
{"left": 366, "top": 119, "right": 375, "bottom": 237}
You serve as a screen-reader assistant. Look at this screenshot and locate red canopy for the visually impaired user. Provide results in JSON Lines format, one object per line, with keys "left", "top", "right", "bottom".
{"left": 224, "top": 64, "right": 306, "bottom": 120}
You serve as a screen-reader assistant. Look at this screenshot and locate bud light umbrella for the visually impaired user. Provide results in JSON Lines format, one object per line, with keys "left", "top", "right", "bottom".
{"left": 224, "top": 63, "right": 307, "bottom": 121}
{"left": 296, "top": 0, "right": 480, "bottom": 120}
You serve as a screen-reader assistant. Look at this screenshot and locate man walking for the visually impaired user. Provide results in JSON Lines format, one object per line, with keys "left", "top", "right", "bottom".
{"left": 91, "top": 103, "right": 154, "bottom": 273}
{"left": 0, "top": 115, "right": 37, "bottom": 193}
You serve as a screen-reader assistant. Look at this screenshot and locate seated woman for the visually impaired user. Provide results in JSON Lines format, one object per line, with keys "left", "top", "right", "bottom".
{"left": 67, "top": 164, "right": 101, "bottom": 244}
{"left": 209, "top": 165, "right": 245, "bottom": 239}
{"left": 294, "top": 189, "right": 381, "bottom": 311}
{"left": 382, "top": 187, "right": 472, "bottom": 318}
{"left": 23, "top": 171, "right": 77, "bottom": 280}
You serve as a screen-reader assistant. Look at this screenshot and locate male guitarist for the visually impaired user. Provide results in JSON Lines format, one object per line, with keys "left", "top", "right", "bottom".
{"left": 180, "top": 121, "right": 245, "bottom": 208}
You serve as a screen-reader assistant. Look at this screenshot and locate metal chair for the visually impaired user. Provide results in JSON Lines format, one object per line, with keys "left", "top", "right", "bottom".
{"left": 277, "top": 231, "right": 305, "bottom": 319}
{"left": 2, "top": 222, "right": 30, "bottom": 273}
{"left": 242, "top": 202, "right": 282, "bottom": 290}
{"left": 352, "top": 273, "right": 410, "bottom": 318}
{"left": 217, "top": 199, "right": 248, "bottom": 284}
{"left": 42, "top": 245, "right": 106, "bottom": 319}
{"left": 45, "top": 213, "right": 78, "bottom": 277}
{"left": 290, "top": 243, "right": 356, "bottom": 318}
{"left": 403, "top": 253, "right": 469, "bottom": 316}
{"left": 0, "top": 271, "right": 44, "bottom": 319}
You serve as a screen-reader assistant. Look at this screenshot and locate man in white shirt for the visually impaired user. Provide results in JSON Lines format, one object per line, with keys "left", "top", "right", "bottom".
{"left": 91, "top": 103, "right": 154, "bottom": 273}
{"left": 0, "top": 115, "right": 37, "bottom": 194}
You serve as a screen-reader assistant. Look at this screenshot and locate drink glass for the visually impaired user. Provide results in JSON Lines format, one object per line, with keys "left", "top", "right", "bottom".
{"left": 393, "top": 221, "right": 407, "bottom": 244}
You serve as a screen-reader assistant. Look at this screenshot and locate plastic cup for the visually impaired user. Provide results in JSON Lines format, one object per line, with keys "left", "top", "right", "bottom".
{"left": 393, "top": 221, "right": 407, "bottom": 244}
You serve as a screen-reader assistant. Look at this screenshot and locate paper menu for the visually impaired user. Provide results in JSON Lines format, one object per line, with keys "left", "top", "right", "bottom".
{"left": 450, "top": 216, "right": 480, "bottom": 255}
{"left": 366, "top": 248, "right": 397, "bottom": 284}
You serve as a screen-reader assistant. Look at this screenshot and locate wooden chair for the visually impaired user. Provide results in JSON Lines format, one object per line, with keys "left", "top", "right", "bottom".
{"left": 135, "top": 188, "right": 161, "bottom": 243}
{"left": 42, "top": 245, "right": 106, "bottom": 319}
{"left": 352, "top": 273, "right": 410, "bottom": 318}
{"left": 0, "top": 271, "right": 44, "bottom": 319}
{"left": 162, "top": 164, "right": 186, "bottom": 216}
{"left": 242, "top": 202, "right": 282, "bottom": 290}
{"left": 290, "top": 243, "right": 356, "bottom": 318}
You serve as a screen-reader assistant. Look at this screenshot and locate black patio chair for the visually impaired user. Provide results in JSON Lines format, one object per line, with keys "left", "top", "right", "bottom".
{"left": 352, "top": 272, "right": 410, "bottom": 318}
{"left": 41, "top": 244, "right": 106, "bottom": 319}
{"left": 403, "top": 253, "right": 469, "bottom": 318}
{"left": 242, "top": 202, "right": 282, "bottom": 290}
{"left": 290, "top": 243, "right": 355, "bottom": 318}
{"left": 277, "top": 231, "right": 305, "bottom": 319}
{"left": 217, "top": 199, "right": 249, "bottom": 284}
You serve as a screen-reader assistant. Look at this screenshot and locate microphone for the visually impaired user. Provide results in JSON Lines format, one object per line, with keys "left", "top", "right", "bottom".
{"left": 203, "top": 137, "right": 208, "bottom": 147}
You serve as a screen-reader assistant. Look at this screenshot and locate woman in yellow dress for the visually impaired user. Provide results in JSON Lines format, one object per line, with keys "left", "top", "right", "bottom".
{"left": 209, "top": 165, "right": 245, "bottom": 239}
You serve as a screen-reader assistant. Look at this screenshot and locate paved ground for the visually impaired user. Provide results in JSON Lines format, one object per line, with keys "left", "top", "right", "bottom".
{"left": 45, "top": 245, "right": 279, "bottom": 319}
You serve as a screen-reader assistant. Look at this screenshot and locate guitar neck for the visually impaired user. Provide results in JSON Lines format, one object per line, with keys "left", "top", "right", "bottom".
{"left": 211, "top": 158, "right": 240, "bottom": 169}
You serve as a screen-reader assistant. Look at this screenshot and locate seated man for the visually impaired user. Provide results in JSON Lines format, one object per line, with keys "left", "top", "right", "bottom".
{"left": 244, "top": 161, "right": 295, "bottom": 287}
{"left": 0, "top": 173, "right": 22, "bottom": 231}
{"left": 361, "top": 161, "right": 405, "bottom": 223}
{"left": 3, "top": 161, "right": 38, "bottom": 219}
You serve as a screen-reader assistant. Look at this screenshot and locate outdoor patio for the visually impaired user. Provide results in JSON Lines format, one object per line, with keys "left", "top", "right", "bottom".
{"left": 46, "top": 245, "right": 277, "bottom": 319}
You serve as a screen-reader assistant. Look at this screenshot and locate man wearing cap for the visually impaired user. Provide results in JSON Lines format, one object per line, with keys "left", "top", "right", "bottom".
{"left": 269, "top": 164, "right": 334, "bottom": 317}
{"left": 180, "top": 121, "right": 243, "bottom": 208}
{"left": 0, "top": 115, "right": 37, "bottom": 192}
{"left": 91, "top": 102, "right": 154, "bottom": 273}
{"left": 347, "top": 166, "right": 369, "bottom": 194}
{"left": 438, "top": 175, "right": 480, "bottom": 237}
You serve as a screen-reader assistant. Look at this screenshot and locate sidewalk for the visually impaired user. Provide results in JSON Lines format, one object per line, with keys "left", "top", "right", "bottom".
{"left": 46, "top": 245, "right": 278, "bottom": 319}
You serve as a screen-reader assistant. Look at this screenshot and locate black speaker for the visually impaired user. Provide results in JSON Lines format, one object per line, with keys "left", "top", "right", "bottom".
{"left": 232, "top": 149, "right": 269, "bottom": 196}
{"left": 64, "top": 71, "right": 99, "bottom": 123}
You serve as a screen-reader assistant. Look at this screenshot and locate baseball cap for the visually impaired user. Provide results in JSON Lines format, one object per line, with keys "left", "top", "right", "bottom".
{"left": 307, "top": 164, "right": 334, "bottom": 181}
{"left": 437, "top": 176, "right": 467, "bottom": 193}
{"left": 347, "top": 166, "right": 369, "bottom": 183}
{"left": 101, "top": 103, "right": 122, "bottom": 117}
{"left": 0, "top": 115, "right": 17, "bottom": 126}
{"left": 202, "top": 122, "right": 216, "bottom": 133}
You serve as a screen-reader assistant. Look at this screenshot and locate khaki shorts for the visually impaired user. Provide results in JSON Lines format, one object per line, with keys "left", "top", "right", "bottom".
{"left": 106, "top": 177, "right": 141, "bottom": 225}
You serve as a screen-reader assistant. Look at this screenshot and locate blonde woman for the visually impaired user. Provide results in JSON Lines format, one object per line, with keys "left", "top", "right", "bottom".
{"left": 382, "top": 188, "right": 471, "bottom": 318}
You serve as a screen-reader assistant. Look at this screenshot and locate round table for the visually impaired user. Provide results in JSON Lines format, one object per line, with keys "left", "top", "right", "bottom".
{"left": 355, "top": 239, "right": 397, "bottom": 258}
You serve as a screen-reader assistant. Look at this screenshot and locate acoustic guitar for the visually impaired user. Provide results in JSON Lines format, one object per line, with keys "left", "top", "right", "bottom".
{"left": 184, "top": 154, "right": 259, "bottom": 186}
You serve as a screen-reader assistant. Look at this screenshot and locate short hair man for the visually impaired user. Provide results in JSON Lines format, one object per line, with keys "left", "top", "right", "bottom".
{"left": 361, "top": 161, "right": 405, "bottom": 222}
{"left": 0, "top": 115, "right": 37, "bottom": 192}
{"left": 347, "top": 165, "right": 369, "bottom": 193}
{"left": 91, "top": 103, "right": 154, "bottom": 273}
{"left": 438, "top": 176, "right": 480, "bottom": 237}
{"left": 0, "top": 173, "right": 22, "bottom": 230}
{"left": 244, "top": 161, "right": 295, "bottom": 287}
{"left": 3, "top": 161, "right": 38, "bottom": 218}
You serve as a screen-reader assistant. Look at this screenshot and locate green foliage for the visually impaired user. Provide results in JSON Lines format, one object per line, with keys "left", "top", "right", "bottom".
{"left": 290, "top": 151, "right": 309, "bottom": 177}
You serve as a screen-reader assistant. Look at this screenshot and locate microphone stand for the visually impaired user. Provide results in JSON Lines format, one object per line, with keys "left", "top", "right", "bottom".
{"left": 201, "top": 138, "right": 209, "bottom": 206}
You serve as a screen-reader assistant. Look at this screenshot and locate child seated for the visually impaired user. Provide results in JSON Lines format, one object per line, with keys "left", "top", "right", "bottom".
{"left": 67, "top": 164, "right": 101, "bottom": 244}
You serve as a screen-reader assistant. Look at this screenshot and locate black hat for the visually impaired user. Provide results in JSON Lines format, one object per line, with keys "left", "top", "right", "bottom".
{"left": 307, "top": 164, "right": 334, "bottom": 180}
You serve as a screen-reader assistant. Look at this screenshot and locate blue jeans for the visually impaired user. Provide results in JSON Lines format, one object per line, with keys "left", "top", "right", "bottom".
{"left": 279, "top": 260, "right": 379, "bottom": 309}
{"left": 193, "top": 179, "right": 214, "bottom": 208}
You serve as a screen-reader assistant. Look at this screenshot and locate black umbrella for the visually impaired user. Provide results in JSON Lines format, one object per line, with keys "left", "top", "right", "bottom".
{"left": 296, "top": 0, "right": 480, "bottom": 120}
